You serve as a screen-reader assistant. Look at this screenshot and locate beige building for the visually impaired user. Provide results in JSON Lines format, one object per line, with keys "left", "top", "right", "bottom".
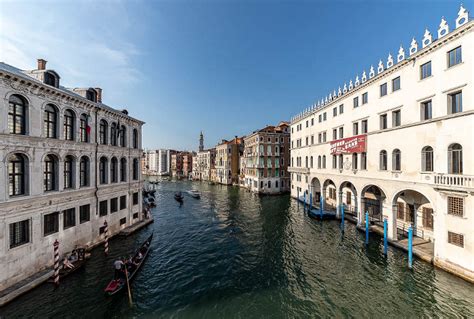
{"left": 243, "top": 122, "right": 291, "bottom": 194}
{"left": 215, "top": 136, "right": 244, "bottom": 185}
{"left": 193, "top": 149, "right": 216, "bottom": 181}
{"left": 0, "top": 59, "right": 144, "bottom": 292}
{"left": 289, "top": 7, "right": 473, "bottom": 282}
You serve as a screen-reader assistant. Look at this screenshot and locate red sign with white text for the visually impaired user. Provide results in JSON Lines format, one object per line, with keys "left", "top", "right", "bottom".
{"left": 330, "top": 134, "right": 367, "bottom": 154}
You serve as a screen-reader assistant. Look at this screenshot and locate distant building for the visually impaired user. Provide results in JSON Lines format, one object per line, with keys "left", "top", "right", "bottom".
{"left": 215, "top": 136, "right": 244, "bottom": 185}
{"left": 143, "top": 149, "right": 175, "bottom": 176}
{"left": 194, "top": 149, "right": 216, "bottom": 181}
{"left": 243, "top": 122, "right": 291, "bottom": 194}
{"left": 182, "top": 152, "right": 194, "bottom": 179}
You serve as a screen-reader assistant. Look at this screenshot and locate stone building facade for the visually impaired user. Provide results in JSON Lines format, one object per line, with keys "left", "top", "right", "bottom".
{"left": 215, "top": 137, "right": 244, "bottom": 185}
{"left": 289, "top": 7, "right": 473, "bottom": 281}
{"left": 193, "top": 149, "right": 216, "bottom": 181}
{"left": 242, "top": 122, "right": 291, "bottom": 194}
{"left": 0, "top": 59, "right": 144, "bottom": 291}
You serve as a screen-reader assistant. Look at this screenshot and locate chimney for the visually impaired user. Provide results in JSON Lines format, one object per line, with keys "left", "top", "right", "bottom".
{"left": 95, "top": 88, "right": 102, "bottom": 103}
{"left": 37, "top": 59, "right": 47, "bottom": 70}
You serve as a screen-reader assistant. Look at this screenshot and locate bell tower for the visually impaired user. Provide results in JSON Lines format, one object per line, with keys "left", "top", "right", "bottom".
{"left": 199, "top": 131, "right": 204, "bottom": 152}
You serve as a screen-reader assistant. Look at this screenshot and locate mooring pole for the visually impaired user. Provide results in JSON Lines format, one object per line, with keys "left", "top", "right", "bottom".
{"left": 309, "top": 192, "right": 313, "bottom": 209}
{"left": 320, "top": 197, "right": 323, "bottom": 219}
{"left": 408, "top": 226, "right": 413, "bottom": 268}
{"left": 340, "top": 204, "right": 345, "bottom": 231}
{"left": 53, "top": 239, "right": 60, "bottom": 286}
{"left": 383, "top": 218, "right": 388, "bottom": 256}
{"left": 104, "top": 221, "right": 109, "bottom": 256}
{"left": 303, "top": 192, "right": 306, "bottom": 210}
{"left": 297, "top": 188, "right": 300, "bottom": 206}
{"left": 365, "top": 211, "right": 369, "bottom": 245}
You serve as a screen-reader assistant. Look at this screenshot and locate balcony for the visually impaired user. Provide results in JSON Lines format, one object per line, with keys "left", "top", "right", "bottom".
{"left": 433, "top": 173, "right": 474, "bottom": 190}
{"left": 287, "top": 167, "right": 309, "bottom": 174}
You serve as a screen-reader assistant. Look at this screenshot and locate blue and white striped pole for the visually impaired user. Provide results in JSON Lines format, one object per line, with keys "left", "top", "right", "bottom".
{"left": 365, "top": 211, "right": 369, "bottom": 245}
{"left": 383, "top": 218, "right": 388, "bottom": 256}
{"left": 408, "top": 226, "right": 413, "bottom": 268}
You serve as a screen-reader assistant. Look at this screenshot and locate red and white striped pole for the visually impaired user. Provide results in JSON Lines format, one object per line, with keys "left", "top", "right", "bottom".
{"left": 53, "top": 239, "right": 60, "bottom": 286}
{"left": 104, "top": 221, "right": 109, "bottom": 256}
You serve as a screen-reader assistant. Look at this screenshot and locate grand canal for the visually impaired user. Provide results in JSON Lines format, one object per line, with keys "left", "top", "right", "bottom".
{"left": 1, "top": 181, "right": 473, "bottom": 318}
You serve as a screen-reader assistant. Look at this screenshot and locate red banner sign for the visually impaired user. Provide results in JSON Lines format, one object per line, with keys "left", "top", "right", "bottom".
{"left": 330, "top": 134, "right": 367, "bottom": 154}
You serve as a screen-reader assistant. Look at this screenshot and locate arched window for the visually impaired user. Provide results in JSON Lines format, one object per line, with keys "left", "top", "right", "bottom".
{"left": 99, "top": 120, "right": 108, "bottom": 144}
{"left": 8, "top": 153, "right": 27, "bottom": 196}
{"left": 79, "top": 114, "right": 89, "bottom": 142}
{"left": 310, "top": 156, "right": 313, "bottom": 168}
{"left": 43, "top": 104, "right": 58, "bottom": 138}
{"left": 111, "top": 157, "right": 118, "bottom": 183}
{"left": 305, "top": 156, "right": 308, "bottom": 168}
{"left": 352, "top": 153, "right": 358, "bottom": 170}
{"left": 99, "top": 157, "right": 108, "bottom": 184}
{"left": 392, "top": 149, "right": 401, "bottom": 171}
{"left": 133, "top": 129, "right": 138, "bottom": 149}
{"left": 64, "top": 109, "right": 75, "bottom": 141}
{"left": 119, "top": 125, "right": 127, "bottom": 147}
{"left": 80, "top": 156, "right": 90, "bottom": 187}
{"left": 322, "top": 155, "right": 326, "bottom": 169}
{"left": 276, "top": 180, "right": 279, "bottom": 188}
{"left": 44, "top": 154, "right": 58, "bottom": 191}
{"left": 8, "top": 94, "right": 27, "bottom": 135}
{"left": 64, "top": 155, "right": 75, "bottom": 189}
{"left": 120, "top": 158, "right": 127, "bottom": 182}
{"left": 318, "top": 156, "right": 321, "bottom": 169}
{"left": 379, "top": 150, "right": 387, "bottom": 170}
{"left": 133, "top": 158, "right": 139, "bottom": 180}
{"left": 110, "top": 123, "right": 118, "bottom": 146}
{"left": 421, "top": 146, "right": 433, "bottom": 172}
{"left": 448, "top": 143, "right": 463, "bottom": 174}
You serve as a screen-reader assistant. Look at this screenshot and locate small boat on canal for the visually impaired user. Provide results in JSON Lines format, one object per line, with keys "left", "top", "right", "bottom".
{"left": 48, "top": 248, "right": 90, "bottom": 283}
{"left": 174, "top": 192, "right": 184, "bottom": 202}
{"left": 104, "top": 233, "right": 153, "bottom": 296}
{"left": 186, "top": 190, "right": 200, "bottom": 199}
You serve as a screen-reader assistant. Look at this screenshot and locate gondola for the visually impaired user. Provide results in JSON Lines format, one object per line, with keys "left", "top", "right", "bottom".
{"left": 186, "top": 190, "right": 201, "bottom": 199}
{"left": 104, "top": 233, "right": 153, "bottom": 296}
{"left": 174, "top": 192, "right": 184, "bottom": 202}
{"left": 48, "top": 248, "right": 90, "bottom": 283}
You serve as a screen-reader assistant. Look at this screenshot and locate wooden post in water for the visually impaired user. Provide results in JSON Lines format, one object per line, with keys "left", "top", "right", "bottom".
{"left": 104, "top": 221, "right": 109, "bottom": 256}
{"left": 383, "top": 218, "right": 388, "bottom": 256}
{"left": 365, "top": 211, "right": 369, "bottom": 245}
{"left": 53, "top": 239, "right": 60, "bottom": 286}
{"left": 408, "top": 226, "right": 413, "bottom": 268}
{"left": 340, "top": 204, "right": 345, "bottom": 231}
{"left": 303, "top": 192, "right": 306, "bottom": 211}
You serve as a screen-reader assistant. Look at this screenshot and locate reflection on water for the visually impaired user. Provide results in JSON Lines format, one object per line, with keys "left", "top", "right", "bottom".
{"left": 1, "top": 181, "right": 473, "bottom": 318}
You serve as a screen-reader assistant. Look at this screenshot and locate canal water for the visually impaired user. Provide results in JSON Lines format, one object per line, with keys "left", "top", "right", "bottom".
{"left": 1, "top": 181, "right": 473, "bottom": 318}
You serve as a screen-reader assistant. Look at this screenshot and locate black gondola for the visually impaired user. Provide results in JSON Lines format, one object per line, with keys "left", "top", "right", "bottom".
{"left": 48, "top": 248, "right": 90, "bottom": 283}
{"left": 104, "top": 233, "right": 153, "bottom": 295}
{"left": 174, "top": 192, "right": 184, "bottom": 202}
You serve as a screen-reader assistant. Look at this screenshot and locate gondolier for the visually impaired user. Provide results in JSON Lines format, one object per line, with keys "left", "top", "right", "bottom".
{"left": 114, "top": 259, "right": 124, "bottom": 279}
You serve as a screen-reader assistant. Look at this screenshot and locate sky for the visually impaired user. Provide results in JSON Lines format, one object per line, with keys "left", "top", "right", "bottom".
{"left": 0, "top": 0, "right": 467, "bottom": 150}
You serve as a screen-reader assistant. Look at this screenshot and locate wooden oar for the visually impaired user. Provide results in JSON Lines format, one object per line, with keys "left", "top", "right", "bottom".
{"left": 124, "top": 266, "right": 133, "bottom": 307}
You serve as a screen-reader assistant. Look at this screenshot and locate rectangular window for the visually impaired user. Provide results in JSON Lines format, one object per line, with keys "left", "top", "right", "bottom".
{"left": 448, "top": 231, "right": 464, "bottom": 248}
{"left": 392, "top": 110, "right": 401, "bottom": 127}
{"left": 133, "top": 192, "right": 139, "bottom": 205}
{"left": 392, "top": 76, "right": 401, "bottom": 92}
{"left": 447, "top": 46, "right": 462, "bottom": 68}
{"left": 311, "top": 135, "right": 314, "bottom": 145}
{"left": 318, "top": 115, "right": 322, "bottom": 123}
{"left": 333, "top": 107, "right": 337, "bottom": 117}
{"left": 63, "top": 208, "right": 76, "bottom": 229}
{"left": 380, "top": 114, "right": 387, "bottom": 129}
{"left": 352, "top": 153, "right": 358, "bottom": 170}
{"left": 311, "top": 118, "right": 314, "bottom": 126}
{"left": 448, "top": 91, "right": 462, "bottom": 114}
{"left": 361, "top": 119, "right": 368, "bottom": 134}
{"left": 447, "top": 197, "right": 464, "bottom": 217}
{"left": 380, "top": 83, "right": 387, "bottom": 97}
{"left": 80, "top": 204, "right": 90, "bottom": 223}
{"left": 111, "top": 197, "right": 118, "bottom": 213}
{"left": 422, "top": 207, "right": 433, "bottom": 230}
{"left": 323, "top": 112, "right": 327, "bottom": 121}
{"left": 353, "top": 96, "right": 359, "bottom": 108}
{"left": 120, "top": 217, "right": 126, "bottom": 225}
{"left": 361, "top": 152, "right": 367, "bottom": 170}
{"left": 332, "top": 155, "right": 337, "bottom": 169}
{"left": 120, "top": 195, "right": 127, "bottom": 210}
{"left": 322, "top": 132, "right": 326, "bottom": 142}
{"left": 339, "top": 127, "right": 344, "bottom": 139}
{"left": 306, "top": 120, "right": 308, "bottom": 128}
{"left": 362, "top": 92, "right": 368, "bottom": 104}
{"left": 133, "top": 213, "right": 139, "bottom": 219}
{"left": 346, "top": 192, "right": 351, "bottom": 205}
{"left": 44, "top": 212, "right": 59, "bottom": 236}
{"left": 99, "top": 200, "right": 108, "bottom": 216}
{"left": 318, "top": 133, "right": 322, "bottom": 144}
{"left": 420, "top": 61, "right": 432, "bottom": 79}
{"left": 339, "top": 104, "right": 344, "bottom": 114}
{"left": 333, "top": 129, "right": 337, "bottom": 140}
{"left": 421, "top": 100, "right": 432, "bottom": 120}
{"left": 338, "top": 154, "right": 343, "bottom": 169}
{"left": 353, "top": 123, "right": 359, "bottom": 136}
{"left": 9, "top": 220, "right": 30, "bottom": 248}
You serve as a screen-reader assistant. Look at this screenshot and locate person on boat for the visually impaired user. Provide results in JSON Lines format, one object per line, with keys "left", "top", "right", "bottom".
{"left": 114, "top": 259, "right": 124, "bottom": 279}
{"left": 69, "top": 249, "right": 78, "bottom": 263}
{"left": 63, "top": 256, "right": 74, "bottom": 269}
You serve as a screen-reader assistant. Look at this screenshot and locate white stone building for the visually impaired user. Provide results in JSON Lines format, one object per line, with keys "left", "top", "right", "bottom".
{"left": 289, "top": 7, "right": 473, "bottom": 281}
{"left": 0, "top": 59, "right": 145, "bottom": 291}
{"left": 193, "top": 149, "right": 216, "bottom": 181}
{"left": 143, "top": 149, "right": 172, "bottom": 176}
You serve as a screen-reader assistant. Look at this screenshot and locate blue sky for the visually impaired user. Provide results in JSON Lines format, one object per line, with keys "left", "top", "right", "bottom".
{"left": 0, "top": 0, "right": 465, "bottom": 150}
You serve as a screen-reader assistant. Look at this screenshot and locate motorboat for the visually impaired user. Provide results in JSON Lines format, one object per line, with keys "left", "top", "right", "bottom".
{"left": 186, "top": 190, "right": 201, "bottom": 199}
